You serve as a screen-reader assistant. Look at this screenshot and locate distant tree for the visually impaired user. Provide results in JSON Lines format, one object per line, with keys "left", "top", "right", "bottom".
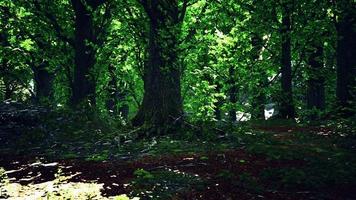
{"left": 306, "top": 45, "right": 325, "bottom": 114}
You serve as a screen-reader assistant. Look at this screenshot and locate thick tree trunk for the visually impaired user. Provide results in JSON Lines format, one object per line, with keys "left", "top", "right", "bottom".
{"left": 279, "top": 5, "right": 296, "bottom": 119}
{"left": 132, "top": 1, "right": 183, "bottom": 133}
{"left": 336, "top": 5, "right": 356, "bottom": 116}
{"left": 70, "top": 0, "right": 96, "bottom": 106}
{"left": 306, "top": 46, "right": 325, "bottom": 116}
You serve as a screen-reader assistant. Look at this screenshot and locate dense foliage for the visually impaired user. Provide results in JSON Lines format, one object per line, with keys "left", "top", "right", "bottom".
{"left": 1, "top": 0, "right": 355, "bottom": 130}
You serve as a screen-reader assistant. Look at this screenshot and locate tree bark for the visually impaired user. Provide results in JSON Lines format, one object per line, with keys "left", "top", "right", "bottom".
{"left": 70, "top": 0, "right": 97, "bottom": 106}
{"left": 306, "top": 45, "right": 325, "bottom": 117}
{"left": 336, "top": 2, "right": 356, "bottom": 116}
{"left": 132, "top": 0, "right": 183, "bottom": 133}
{"left": 279, "top": 5, "right": 296, "bottom": 119}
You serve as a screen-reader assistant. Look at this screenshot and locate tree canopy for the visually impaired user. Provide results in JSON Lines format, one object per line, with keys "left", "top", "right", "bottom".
{"left": 1, "top": 0, "right": 355, "bottom": 129}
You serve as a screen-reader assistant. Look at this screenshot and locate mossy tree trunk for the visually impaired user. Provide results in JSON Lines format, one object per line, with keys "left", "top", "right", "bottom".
{"left": 132, "top": 0, "right": 185, "bottom": 134}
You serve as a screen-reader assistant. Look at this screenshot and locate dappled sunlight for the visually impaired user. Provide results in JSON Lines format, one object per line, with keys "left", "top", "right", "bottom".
{"left": 236, "top": 111, "right": 251, "bottom": 121}
{"left": 1, "top": 160, "right": 138, "bottom": 199}
{"left": 4, "top": 180, "right": 105, "bottom": 199}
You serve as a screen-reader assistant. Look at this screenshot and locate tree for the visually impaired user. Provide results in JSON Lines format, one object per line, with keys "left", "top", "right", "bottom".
{"left": 250, "top": 34, "right": 266, "bottom": 120}
{"left": 31, "top": 0, "right": 110, "bottom": 107}
{"left": 132, "top": 0, "right": 189, "bottom": 133}
{"left": 228, "top": 66, "right": 238, "bottom": 122}
{"left": 297, "top": 0, "right": 329, "bottom": 119}
{"left": 30, "top": 60, "right": 55, "bottom": 103}
{"left": 1, "top": 0, "right": 353, "bottom": 125}
{"left": 306, "top": 45, "right": 325, "bottom": 114}
{"left": 279, "top": 2, "right": 296, "bottom": 119}
{"left": 70, "top": 0, "right": 106, "bottom": 106}
{"left": 335, "top": 0, "right": 356, "bottom": 116}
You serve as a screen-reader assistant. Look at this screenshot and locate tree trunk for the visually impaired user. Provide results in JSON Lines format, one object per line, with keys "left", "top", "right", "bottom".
{"left": 250, "top": 34, "right": 266, "bottom": 120}
{"left": 306, "top": 45, "right": 325, "bottom": 118}
{"left": 201, "top": 55, "right": 222, "bottom": 121}
{"left": 214, "top": 82, "right": 223, "bottom": 121}
{"left": 1, "top": 59, "right": 12, "bottom": 100}
{"left": 70, "top": 0, "right": 96, "bottom": 106}
{"left": 132, "top": 1, "right": 183, "bottom": 133}
{"left": 228, "top": 66, "right": 237, "bottom": 122}
{"left": 32, "top": 61, "right": 54, "bottom": 103}
{"left": 4, "top": 81, "right": 12, "bottom": 100}
{"left": 279, "top": 5, "right": 295, "bottom": 119}
{"left": 106, "top": 76, "right": 117, "bottom": 114}
{"left": 336, "top": 3, "right": 356, "bottom": 116}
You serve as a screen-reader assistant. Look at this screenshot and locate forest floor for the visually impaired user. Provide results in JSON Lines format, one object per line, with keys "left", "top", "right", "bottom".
{"left": 0, "top": 104, "right": 356, "bottom": 200}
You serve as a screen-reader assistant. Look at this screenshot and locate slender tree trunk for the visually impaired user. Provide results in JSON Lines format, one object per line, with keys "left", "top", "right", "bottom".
{"left": 279, "top": 5, "right": 296, "bottom": 119}
{"left": 132, "top": 1, "right": 183, "bottom": 133}
{"left": 106, "top": 67, "right": 129, "bottom": 119}
{"left": 214, "top": 82, "right": 223, "bottom": 121}
{"left": 250, "top": 34, "right": 266, "bottom": 120}
{"left": 252, "top": 89, "right": 266, "bottom": 119}
{"left": 228, "top": 66, "right": 237, "bottom": 122}
{"left": 336, "top": 4, "right": 356, "bottom": 116}
{"left": 106, "top": 76, "right": 117, "bottom": 114}
{"left": 307, "top": 46, "right": 325, "bottom": 117}
{"left": 1, "top": 59, "right": 12, "bottom": 100}
{"left": 202, "top": 73, "right": 222, "bottom": 121}
{"left": 70, "top": 0, "right": 96, "bottom": 106}
{"left": 32, "top": 61, "right": 54, "bottom": 103}
{"left": 4, "top": 82, "right": 12, "bottom": 100}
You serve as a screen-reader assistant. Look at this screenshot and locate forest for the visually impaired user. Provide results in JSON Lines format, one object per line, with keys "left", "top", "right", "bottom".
{"left": 0, "top": 0, "right": 355, "bottom": 199}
